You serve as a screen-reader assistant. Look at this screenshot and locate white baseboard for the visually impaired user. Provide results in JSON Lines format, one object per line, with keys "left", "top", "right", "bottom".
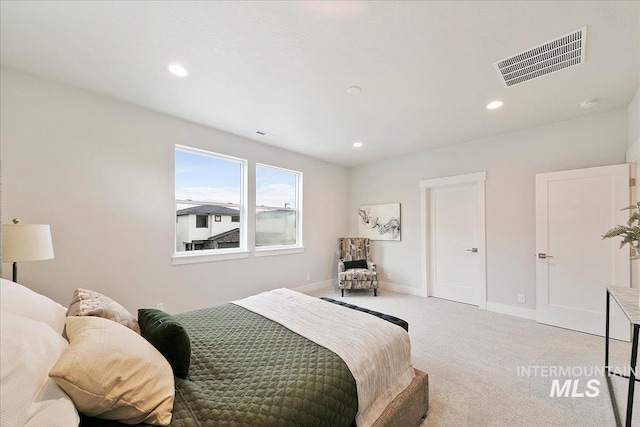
{"left": 379, "top": 281, "right": 427, "bottom": 297}
{"left": 294, "top": 281, "right": 536, "bottom": 321}
{"left": 292, "top": 279, "right": 333, "bottom": 294}
{"left": 486, "top": 301, "right": 537, "bottom": 321}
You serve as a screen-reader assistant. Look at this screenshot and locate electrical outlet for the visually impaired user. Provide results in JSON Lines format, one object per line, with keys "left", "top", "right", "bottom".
{"left": 306, "top": 273, "right": 311, "bottom": 281}
{"left": 156, "top": 303, "right": 164, "bottom": 310}
{"left": 517, "top": 294, "right": 526, "bottom": 304}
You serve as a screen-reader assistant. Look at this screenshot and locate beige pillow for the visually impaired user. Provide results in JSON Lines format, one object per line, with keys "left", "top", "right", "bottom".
{"left": 49, "top": 316, "right": 174, "bottom": 426}
{"left": 67, "top": 288, "right": 140, "bottom": 333}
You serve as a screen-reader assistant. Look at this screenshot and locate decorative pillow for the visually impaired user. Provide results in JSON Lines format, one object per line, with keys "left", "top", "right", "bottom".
{"left": 49, "top": 316, "right": 174, "bottom": 426}
{"left": 0, "top": 278, "right": 67, "bottom": 334}
{"left": 138, "top": 309, "right": 191, "bottom": 379}
{"left": 0, "top": 312, "right": 79, "bottom": 426}
{"left": 67, "top": 288, "right": 140, "bottom": 334}
{"left": 343, "top": 259, "right": 369, "bottom": 270}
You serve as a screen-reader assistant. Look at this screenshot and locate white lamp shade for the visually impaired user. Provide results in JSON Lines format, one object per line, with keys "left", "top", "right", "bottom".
{"left": 2, "top": 224, "right": 54, "bottom": 263}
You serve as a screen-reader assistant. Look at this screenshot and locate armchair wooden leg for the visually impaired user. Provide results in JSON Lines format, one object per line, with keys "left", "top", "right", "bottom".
{"left": 341, "top": 289, "right": 344, "bottom": 297}
{"left": 374, "top": 289, "right": 377, "bottom": 297}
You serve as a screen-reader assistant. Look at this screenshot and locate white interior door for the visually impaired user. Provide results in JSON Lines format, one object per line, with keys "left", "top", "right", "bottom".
{"left": 429, "top": 182, "right": 483, "bottom": 305}
{"left": 536, "top": 164, "right": 630, "bottom": 339}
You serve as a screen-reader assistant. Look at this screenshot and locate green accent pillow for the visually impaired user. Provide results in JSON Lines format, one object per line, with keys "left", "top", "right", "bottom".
{"left": 343, "top": 259, "right": 368, "bottom": 270}
{"left": 138, "top": 308, "right": 191, "bottom": 379}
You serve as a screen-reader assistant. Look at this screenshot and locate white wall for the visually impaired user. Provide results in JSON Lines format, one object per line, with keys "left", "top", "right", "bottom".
{"left": 349, "top": 110, "right": 629, "bottom": 310}
{"left": 629, "top": 89, "right": 640, "bottom": 150}
{"left": 0, "top": 68, "right": 349, "bottom": 313}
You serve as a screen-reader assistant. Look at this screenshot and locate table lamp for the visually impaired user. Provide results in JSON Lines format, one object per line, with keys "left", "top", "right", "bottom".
{"left": 2, "top": 218, "right": 54, "bottom": 282}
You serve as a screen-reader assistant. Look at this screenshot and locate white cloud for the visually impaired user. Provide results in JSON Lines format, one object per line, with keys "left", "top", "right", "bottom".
{"left": 176, "top": 186, "right": 240, "bottom": 204}
{"left": 176, "top": 183, "right": 296, "bottom": 208}
{"left": 256, "top": 183, "right": 296, "bottom": 207}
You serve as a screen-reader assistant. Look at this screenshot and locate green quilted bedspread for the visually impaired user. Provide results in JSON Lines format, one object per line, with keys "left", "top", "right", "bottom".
{"left": 81, "top": 304, "right": 358, "bottom": 427}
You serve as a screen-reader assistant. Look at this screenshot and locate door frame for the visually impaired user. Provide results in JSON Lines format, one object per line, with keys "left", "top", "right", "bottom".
{"left": 420, "top": 171, "right": 487, "bottom": 309}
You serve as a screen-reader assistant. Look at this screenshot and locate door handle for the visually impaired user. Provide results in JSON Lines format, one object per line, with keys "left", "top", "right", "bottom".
{"left": 466, "top": 248, "right": 478, "bottom": 253}
{"left": 538, "top": 253, "right": 553, "bottom": 259}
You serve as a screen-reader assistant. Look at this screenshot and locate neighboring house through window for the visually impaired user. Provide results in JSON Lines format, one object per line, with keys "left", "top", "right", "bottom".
{"left": 175, "top": 145, "right": 245, "bottom": 254}
{"left": 255, "top": 164, "right": 302, "bottom": 249}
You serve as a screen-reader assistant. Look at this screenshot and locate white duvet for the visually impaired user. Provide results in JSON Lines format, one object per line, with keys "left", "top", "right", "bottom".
{"left": 233, "top": 288, "right": 415, "bottom": 427}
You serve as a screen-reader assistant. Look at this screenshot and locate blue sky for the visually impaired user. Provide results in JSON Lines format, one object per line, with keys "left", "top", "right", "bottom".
{"left": 175, "top": 149, "right": 296, "bottom": 207}
{"left": 175, "top": 149, "right": 241, "bottom": 203}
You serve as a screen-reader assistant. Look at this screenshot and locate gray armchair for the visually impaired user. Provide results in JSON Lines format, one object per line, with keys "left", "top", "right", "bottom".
{"left": 338, "top": 237, "right": 378, "bottom": 296}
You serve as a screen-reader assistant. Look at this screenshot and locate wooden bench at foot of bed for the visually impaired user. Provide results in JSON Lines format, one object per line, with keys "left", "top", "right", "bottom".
{"left": 373, "top": 369, "right": 429, "bottom": 427}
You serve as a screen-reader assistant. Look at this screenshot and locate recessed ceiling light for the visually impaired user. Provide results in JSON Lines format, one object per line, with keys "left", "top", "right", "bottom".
{"left": 347, "top": 86, "right": 361, "bottom": 95}
{"left": 486, "top": 100, "right": 504, "bottom": 110}
{"left": 353, "top": 142, "right": 363, "bottom": 148}
{"left": 579, "top": 98, "right": 599, "bottom": 109}
{"left": 168, "top": 63, "right": 189, "bottom": 77}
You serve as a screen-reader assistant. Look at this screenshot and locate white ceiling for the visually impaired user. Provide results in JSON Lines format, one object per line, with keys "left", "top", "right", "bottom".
{"left": 1, "top": 1, "right": 638, "bottom": 167}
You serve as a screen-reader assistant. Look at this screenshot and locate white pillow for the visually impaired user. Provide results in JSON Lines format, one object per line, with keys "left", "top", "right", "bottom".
{"left": 50, "top": 316, "right": 175, "bottom": 426}
{"left": 0, "top": 312, "right": 79, "bottom": 427}
{"left": 0, "top": 278, "right": 67, "bottom": 334}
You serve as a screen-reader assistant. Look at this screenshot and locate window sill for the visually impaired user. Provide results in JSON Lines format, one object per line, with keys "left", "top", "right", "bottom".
{"left": 172, "top": 250, "right": 250, "bottom": 265}
{"left": 253, "top": 246, "right": 305, "bottom": 258}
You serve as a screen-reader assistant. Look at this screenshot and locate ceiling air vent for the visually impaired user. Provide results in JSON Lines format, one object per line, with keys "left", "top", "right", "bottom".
{"left": 494, "top": 27, "right": 586, "bottom": 87}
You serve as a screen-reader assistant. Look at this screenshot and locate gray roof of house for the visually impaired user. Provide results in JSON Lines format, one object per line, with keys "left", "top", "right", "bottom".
{"left": 208, "top": 228, "right": 240, "bottom": 243}
{"left": 176, "top": 205, "right": 239, "bottom": 216}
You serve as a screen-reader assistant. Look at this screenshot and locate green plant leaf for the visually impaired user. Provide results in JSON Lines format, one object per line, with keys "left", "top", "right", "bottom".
{"left": 603, "top": 226, "right": 627, "bottom": 239}
{"left": 604, "top": 204, "right": 640, "bottom": 259}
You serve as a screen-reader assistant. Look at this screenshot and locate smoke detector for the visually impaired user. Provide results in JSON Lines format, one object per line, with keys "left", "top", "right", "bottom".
{"left": 494, "top": 27, "right": 587, "bottom": 87}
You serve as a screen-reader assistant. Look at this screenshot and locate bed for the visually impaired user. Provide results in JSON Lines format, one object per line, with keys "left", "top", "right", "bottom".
{"left": 0, "top": 280, "right": 429, "bottom": 427}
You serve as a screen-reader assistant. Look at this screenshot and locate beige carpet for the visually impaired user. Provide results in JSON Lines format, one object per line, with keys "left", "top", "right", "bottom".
{"left": 307, "top": 288, "right": 640, "bottom": 427}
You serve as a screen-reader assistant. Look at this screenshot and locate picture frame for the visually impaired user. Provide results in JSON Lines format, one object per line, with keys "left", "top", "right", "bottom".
{"left": 357, "top": 203, "right": 401, "bottom": 241}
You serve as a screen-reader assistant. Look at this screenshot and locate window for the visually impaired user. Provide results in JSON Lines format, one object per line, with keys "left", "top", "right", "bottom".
{"left": 175, "top": 145, "right": 246, "bottom": 257}
{"left": 196, "top": 215, "right": 208, "bottom": 228}
{"left": 231, "top": 215, "right": 240, "bottom": 222}
{"left": 255, "top": 164, "right": 302, "bottom": 249}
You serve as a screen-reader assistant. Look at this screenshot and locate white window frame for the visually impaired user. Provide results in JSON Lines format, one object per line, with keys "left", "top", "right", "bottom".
{"left": 254, "top": 163, "right": 304, "bottom": 257}
{"left": 173, "top": 145, "right": 249, "bottom": 265}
